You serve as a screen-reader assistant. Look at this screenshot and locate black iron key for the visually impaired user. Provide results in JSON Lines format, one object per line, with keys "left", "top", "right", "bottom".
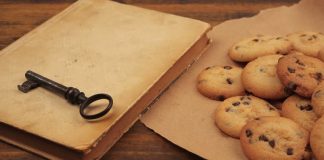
{"left": 18, "top": 70, "right": 113, "bottom": 120}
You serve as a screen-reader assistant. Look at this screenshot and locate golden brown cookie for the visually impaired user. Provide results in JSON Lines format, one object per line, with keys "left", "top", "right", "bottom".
{"left": 288, "top": 31, "right": 324, "bottom": 57}
{"left": 197, "top": 65, "right": 245, "bottom": 100}
{"left": 311, "top": 82, "right": 324, "bottom": 117}
{"left": 214, "top": 95, "right": 279, "bottom": 138}
{"left": 277, "top": 54, "right": 324, "bottom": 97}
{"left": 229, "top": 35, "right": 292, "bottom": 62}
{"left": 281, "top": 95, "right": 318, "bottom": 132}
{"left": 240, "top": 117, "right": 309, "bottom": 160}
{"left": 242, "top": 55, "right": 288, "bottom": 99}
{"left": 310, "top": 116, "right": 324, "bottom": 160}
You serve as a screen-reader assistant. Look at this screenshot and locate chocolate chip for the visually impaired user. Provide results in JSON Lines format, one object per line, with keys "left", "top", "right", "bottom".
{"left": 298, "top": 104, "right": 313, "bottom": 111}
{"left": 259, "top": 135, "right": 269, "bottom": 142}
{"left": 252, "top": 38, "right": 259, "bottom": 42}
{"left": 269, "top": 140, "right": 275, "bottom": 148}
{"left": 308, "top": 37, "right": 314, "bottom": 41}
{"left": 305, "top": 105, "right": 313, "bottom": 111}
{"left": 287, "top": 67, "right": 295, "bottom": 73}
{"left": 235, "top": 46, "right": 240, "bottom": 50}
{"left": 315, "top": 72, "right": 322, "bottom": 81}
{"left": 300, "top": 34, "right": 306, "bottom": 37}
{"left": 246, "top": 129, "right": 253, "bottom": 137}
{"left": 223, "top": 66, "right": 232, "bottom": 70}
{"left": 296, "top": 59, "right": 305, "bottom": 66}
{"left": 205, "top": 66, "right": 211, "bottom": 70}
{"left": 217, "top": 95, "right": 225, "bottom": 101}
{"left": 259, "top": 68, "right": 266, "bottom": 72}
{"left": 240, "top": 96, "right": 251, "bottom": 101}
{"left": 255, "top": 117, "right": 260, "bottom": 120}
{"left": 232, "top": 102, "right": 240, "bottom": 106}
{"left": 243, "top": 101, "right": 250, "bottom": 105}
{"left": 287, "top": 82, "right": 297, "bottom": 91}
{"left": 286, "top": 148, "right": 294, "bottom": 155}
{"left": 312, "top": 35, "right": 317, "bottom": 39}
{"left": 276, "top": 37, "right": 282, "bottom": 40}
{"left": 226, "top": 78, "right": 233, "bottom": 84}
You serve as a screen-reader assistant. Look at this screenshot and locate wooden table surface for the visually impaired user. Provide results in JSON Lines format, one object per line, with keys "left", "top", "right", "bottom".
{"left": 0, "top": 0, "right": 299, "bottom": 159}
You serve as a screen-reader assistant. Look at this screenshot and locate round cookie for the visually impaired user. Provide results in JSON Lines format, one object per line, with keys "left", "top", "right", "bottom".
{"left": 311, "top": 82, "right": 324, "bottom": 117}
{"left": 197, "top": 65, "right": 245, "bottom": 100}
{"left": 242, "top": 54, "right": 288, "bottom": 99}
{"left": 240, "top": 117, "right": 309, "bottom": 160}
{"left": 310, "top": 116, "right": 324, "bottom": 160}
{"left": 287, "top": 31, "right": 324, "bottom": 57}
{"left": 281, "top": 95, "right": 318, "bottom": 132}
{"left": 229, "top": 35, "right": 292, "bottom": 62}
{"left": 277, "top": 54, "right": 324, "bottom": 97}
{"left": 214, "top": 95, "right": 279, "bottom": 138}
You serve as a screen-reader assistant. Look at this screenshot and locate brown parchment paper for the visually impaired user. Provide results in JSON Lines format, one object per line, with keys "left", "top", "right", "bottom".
{"left": 141, "top": 0, "right": 324, "bottom": 159}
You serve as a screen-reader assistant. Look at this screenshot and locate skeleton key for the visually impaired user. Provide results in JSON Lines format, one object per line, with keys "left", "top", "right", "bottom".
{"left": 18, "top": 70, "right": 113, "bottom": 120}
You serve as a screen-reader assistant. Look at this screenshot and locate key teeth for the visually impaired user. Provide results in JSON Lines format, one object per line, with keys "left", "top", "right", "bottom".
{"left": 18, "top": 80, "right": 39, "bottom": 93}
{"left": 18, "top": 85, "right": 29, "bottom": 93}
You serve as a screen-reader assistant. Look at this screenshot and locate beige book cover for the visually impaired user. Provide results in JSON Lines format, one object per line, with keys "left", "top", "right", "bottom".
{"left": 141, "top": 0, "right": 324, "bottom": 159}
{"left": 0, "top": 0, "right": 210, "bottom": 159}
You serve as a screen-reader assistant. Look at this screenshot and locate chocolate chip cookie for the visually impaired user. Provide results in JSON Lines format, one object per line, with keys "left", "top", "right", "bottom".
{"left": 214, "top": 96, "right": 279, "bottom": 138}
{"left": 197, "top": 65, "right": 245, "bottom": 100}
{"left": 242, "top": 54, "right": 288, "bottom": 99}
{"left": 229, "top": 35, "right": 292, "bottom": 62}
{"left": 288, "top": 31, "right": 324, "bottom": 57}
{"left": 240, "top": 117, "right": 309, "bottom": 160}
{"left": 281, "top": 95, "right": 318, "bottom": 132}
{"left": 277, "top": 54, "right": 324, "bottom": 97}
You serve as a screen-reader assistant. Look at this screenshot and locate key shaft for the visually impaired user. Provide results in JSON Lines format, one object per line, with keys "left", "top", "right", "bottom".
{"left": 25, "top": 71, "right": 68, "bottom": 96}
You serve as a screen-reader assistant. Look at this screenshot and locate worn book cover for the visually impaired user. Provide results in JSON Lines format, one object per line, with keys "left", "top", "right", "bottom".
{"left": 0, "top": 0, "right": 210, "bottom": 159}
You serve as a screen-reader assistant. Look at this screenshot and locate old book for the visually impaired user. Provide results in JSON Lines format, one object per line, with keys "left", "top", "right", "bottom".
{"left": 0, "top": 0, "right": 210, "bottom": 159}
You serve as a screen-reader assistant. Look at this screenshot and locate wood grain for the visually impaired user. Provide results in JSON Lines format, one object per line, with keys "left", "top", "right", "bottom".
{"left": 0, "top": 0, "right": 299, "bottom": 159}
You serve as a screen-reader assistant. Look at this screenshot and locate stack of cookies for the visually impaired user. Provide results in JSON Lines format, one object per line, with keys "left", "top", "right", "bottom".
{"left": 196, "top": 31, "right": 324, "bottom": 160}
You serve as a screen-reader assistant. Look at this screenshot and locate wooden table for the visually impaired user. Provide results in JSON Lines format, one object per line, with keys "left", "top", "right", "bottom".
{"left": 0, "top": 0, "right": 299, "bottom": 159}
